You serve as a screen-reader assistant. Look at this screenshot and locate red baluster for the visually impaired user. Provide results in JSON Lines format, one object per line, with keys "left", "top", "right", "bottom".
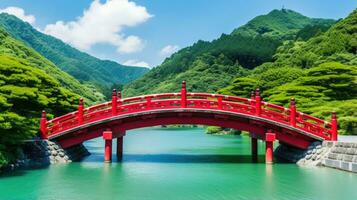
{"left": 290, "top": 98, "right": 296, "bottom": 127}
{"left": 217, "top": 96, "right": 223, "bottom": 109}
{"left": 78, "top": 98, "right": 84, "bottom": 125}
{"left": 255, "top": 88, "right": 261, "bottom": 116}
{"left": 250, "top": 91, "right": 255, "bottom": 112}
{"left": 181, "top": 81, "right": 187, "bottom": 108}
{"left": 40, "top": 110, "right": 47, "bottom": 139}
{"left": 112, "top": 89, "right": 117, "bottom": 115}
{"left": 146, "top": 96, "right": 152, "bottom": 109}
{"left": 331, "top": 111, "right": 338, "bottom": 141}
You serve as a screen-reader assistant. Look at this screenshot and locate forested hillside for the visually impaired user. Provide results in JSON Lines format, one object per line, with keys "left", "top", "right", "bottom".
{"left": 0, "top": 28, "right": 85, "bottom": 167}
{"left": 0, "top": 13, "right": 149, "bottom": 93}
{"left": 0, "top": 28, "right": 104, "bottom": 104}
{"left": 124, "top": 9, "right": 334, "bottom": 96}
{"left": 220, "top": 9, "right": 357, "bottom": 135}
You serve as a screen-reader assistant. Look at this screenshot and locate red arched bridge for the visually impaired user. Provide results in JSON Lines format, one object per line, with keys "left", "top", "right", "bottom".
{"left": 40, "top": 81, "right": 338, "bottom": 164}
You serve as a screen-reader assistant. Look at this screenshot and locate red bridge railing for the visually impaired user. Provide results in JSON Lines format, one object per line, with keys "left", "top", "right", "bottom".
{"left": 40, "top": 81, "right": 338, "bottom": 141}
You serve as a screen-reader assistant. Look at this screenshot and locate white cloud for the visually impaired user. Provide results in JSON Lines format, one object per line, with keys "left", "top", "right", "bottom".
{"left": 160, "top": 45, "right": 180, "bottom": 56}
{"left": 123, "top": 59, "right": 150, "bottom": 68}
{"left": 44, "top": 0, "right": 152, "bottom": 53}
{"left": 0, "top": 7, "right": 36, "bottom": 25}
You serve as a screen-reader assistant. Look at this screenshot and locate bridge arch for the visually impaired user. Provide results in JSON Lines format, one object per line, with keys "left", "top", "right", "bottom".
{"left": 40, "top": 81, "right": 338, "bottom": 163}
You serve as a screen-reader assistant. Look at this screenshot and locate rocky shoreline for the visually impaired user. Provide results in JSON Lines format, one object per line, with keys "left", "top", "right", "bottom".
{"left": 1, "top": 140, "right": 90, "bottom": 173}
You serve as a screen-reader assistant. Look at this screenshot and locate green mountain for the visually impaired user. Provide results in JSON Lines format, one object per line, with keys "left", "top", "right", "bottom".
{"left": 232, "top": 9, "right": 334, "bottom": 39}
{"left": 220, "top": 9, "right": 357, "bottom": 135}
{"left": 124, "top": 9, "right": 334, "bottom": 97}
{"left": 0, "top": 13, "right": 149, "bottom": 92}
{"left": 0, "top": 28, "right": 104, "bottom": 104}
{"left": 0, "top": 28, "right": 84, "bottom": 167}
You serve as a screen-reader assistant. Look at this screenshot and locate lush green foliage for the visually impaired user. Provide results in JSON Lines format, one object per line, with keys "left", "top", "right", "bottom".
{"left": 125, "top": 53, "right": 248, "bottom": 95}
{"left": 220, "top": 10, "right": 357, "bottom": 135}
{"left": 0, "top": 13, "right": 149, "bottom": 92}
{"left": 124, "top": 9, "right": 334, "bottom": 97}
{"left": 0, "top": 54, "right": 80, "bottom": 167}
{"left": 0, "top": 28, "right": 105, "bottom": 104}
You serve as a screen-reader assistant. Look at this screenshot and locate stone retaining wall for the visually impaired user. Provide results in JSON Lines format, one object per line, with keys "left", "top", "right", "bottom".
{"left": 322, "top": 141, "right": 357, "bottom": 173}
{"left": 275, "top": 141, "right": 357, "bottom": 173}
{"left": 5, "top": 140, "right": 90, "bottom": 171}
{"left": 274, "top": 141, "right": 328, "bottom": 166}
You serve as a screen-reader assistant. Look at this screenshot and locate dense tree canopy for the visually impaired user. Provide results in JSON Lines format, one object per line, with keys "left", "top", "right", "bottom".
{"left": 0, "top": 28, "right": 105, "bottom": 104}
{"left": 220, "top": 9, "right": 357, "bottom": 135}
{"left": 124, "top": 9, "right": 334, "bottom": 97}
{"left": 0, "top": 55, "right": 79, "bottom": 167}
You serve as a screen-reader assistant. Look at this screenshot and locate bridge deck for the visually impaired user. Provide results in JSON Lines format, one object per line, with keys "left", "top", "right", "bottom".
{"left": 40, "top": 82, "right": 338, "bottom": 149}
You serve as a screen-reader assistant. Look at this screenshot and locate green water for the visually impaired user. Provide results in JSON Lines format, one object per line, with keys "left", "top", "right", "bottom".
{"left": 1, "top": 127, "right": 356, "bottom": 200}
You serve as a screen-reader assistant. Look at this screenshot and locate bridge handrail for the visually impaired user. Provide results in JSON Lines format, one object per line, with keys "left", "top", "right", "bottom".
{"left": 41, "top": 82, "right": 337, "bottom": 141}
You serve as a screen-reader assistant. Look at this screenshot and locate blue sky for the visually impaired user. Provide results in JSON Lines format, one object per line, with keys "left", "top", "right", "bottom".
{"left": 0, "top": 0, "right": 356, "bottom": 68}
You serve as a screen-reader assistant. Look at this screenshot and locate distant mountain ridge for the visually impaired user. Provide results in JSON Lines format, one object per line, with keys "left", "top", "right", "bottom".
{"left": 232, "top": 9, "right": 335, "bottom": 39}
{"left": 0, "top": 13, "right": 149, "bottom": 91}
{"left": 123, "top": 9, "right": 335, "bottom": 97}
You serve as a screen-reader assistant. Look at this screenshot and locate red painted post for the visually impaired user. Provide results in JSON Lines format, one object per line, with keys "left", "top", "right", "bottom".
{"left": 255, "top": 88, "right": 261, "bottom": 116}
{"left": 117, "top": 136, "right": 123, "bottom": 161}
{"left": 217, "top": 96, "right": 223, "bottom": 109}
{"left": 181, "top": 81, "right": 187, "bottom": 108}
{"left": 251, "top": 137, "right": 258, "bottom": 162}
{"left": 146, "top": 96, "right": 152, "bottom": 109}
{"left": 117, "top": 91, "right": 122, "bottom": 107}
{"left": 103, "top": 130, "right": 113, "bottom": 163}
{"left": 265, "top": 131, "right": 276, "bottom": 164}
{"left": 331, "top": 111, "right": 338, "bottom": 141}
{"left": 290, "top": 98, "right": 296, "bottom": 127}
{"left": 78, "top": 98, "right": 84, "bottom": 125}
{"left": 250, "top": 91, "right": 255, "bottom": 113}
{"left": 40, "top": 110, "right": 47, "bottom": 139}
{"left": 112, "top": 89, "right": 117, "bottom": 116}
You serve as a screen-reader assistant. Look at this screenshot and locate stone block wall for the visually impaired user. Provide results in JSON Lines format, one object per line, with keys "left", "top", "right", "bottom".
{"left": 322, "top": 141, "right": 357, "bottom": 173}
{"left": 4, "top": 140, "right": 90, "bottom": 171}
{"left": 275, "top": 140, "right": 357, "bottom": 173}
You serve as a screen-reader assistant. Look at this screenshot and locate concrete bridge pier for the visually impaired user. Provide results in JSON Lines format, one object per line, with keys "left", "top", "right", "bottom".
{"left": 103, "top": 130, "right": 113, "bottom": 163}
{"left": 265, "top": 131, "right": 276, "bottom": 164}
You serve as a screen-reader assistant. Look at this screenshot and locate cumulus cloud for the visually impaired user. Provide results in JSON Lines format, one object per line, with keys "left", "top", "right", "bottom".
{"left": 123, "top": 59, "right": 150, "bottom": 68}
{"left": 0, "top": 7, "right": 36, "bottom": 25}
{"left": 44, "top": 0, "right": 152, "bottom": 53}
{"left": 160, "top": 45, "right": 180, "bottom": 56}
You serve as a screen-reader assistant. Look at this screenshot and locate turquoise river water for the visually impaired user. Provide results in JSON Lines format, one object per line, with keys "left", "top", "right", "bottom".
{"left": 0, "top": 127, "right": 356, "bottom": 200}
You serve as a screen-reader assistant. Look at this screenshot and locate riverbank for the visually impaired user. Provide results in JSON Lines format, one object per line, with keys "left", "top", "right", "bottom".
{"left": 275, "top": 139, "right": 357, "bottom": 173}
{"left": 0, "top": 140, "right": 90, "bottom": 173}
